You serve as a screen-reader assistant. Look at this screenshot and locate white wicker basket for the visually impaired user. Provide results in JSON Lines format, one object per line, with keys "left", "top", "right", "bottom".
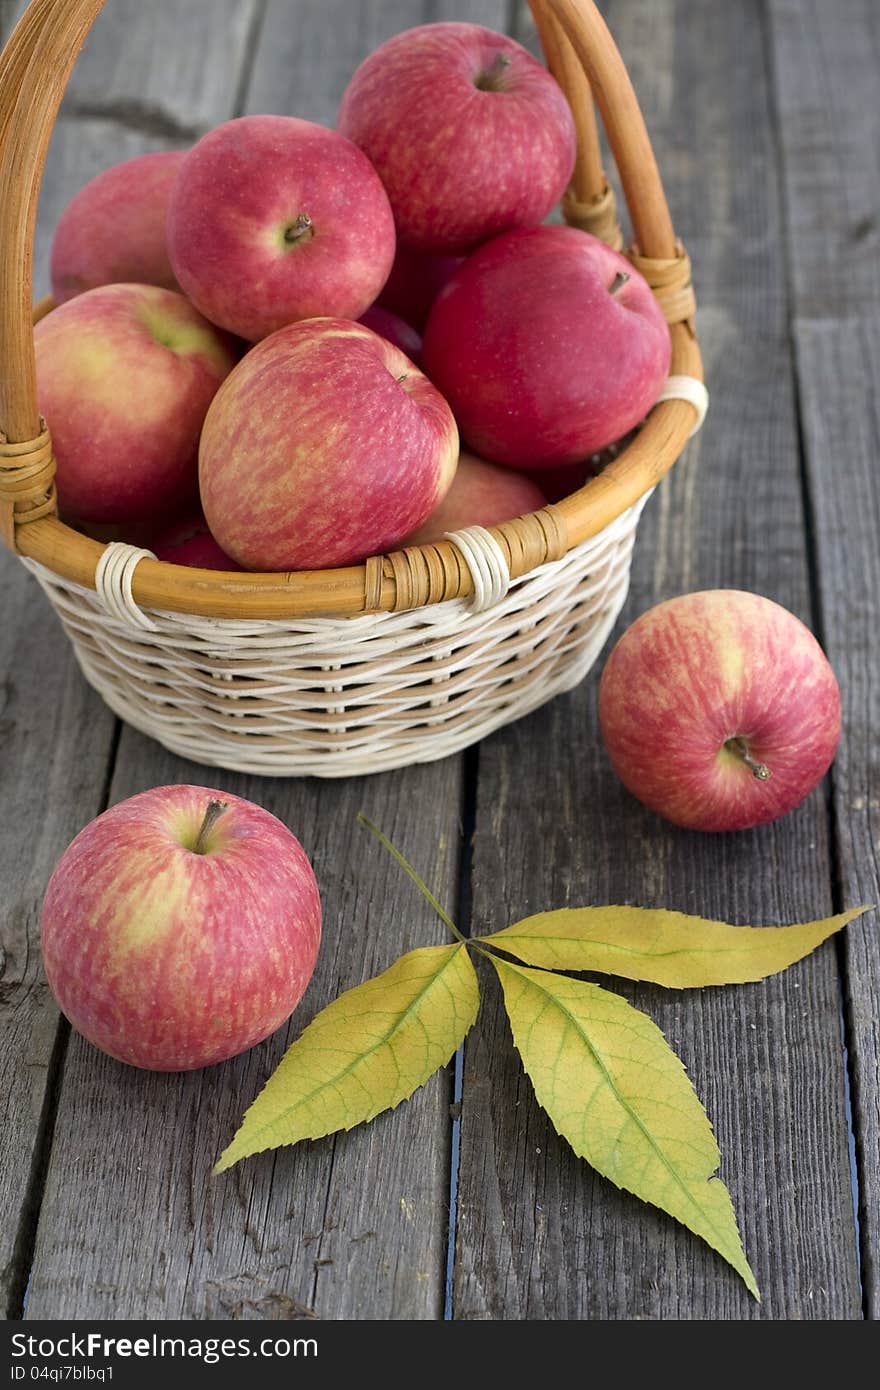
{"left": 0, "top": 0, "right": 704, "bottom": 778}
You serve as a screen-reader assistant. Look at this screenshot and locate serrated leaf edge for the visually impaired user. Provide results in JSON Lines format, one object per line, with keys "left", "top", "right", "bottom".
{"left": 492, "top": 955, "right": 760, "bottom": 1300}
{"left": 215, "top": 943, "right": 479, "bottom": 1173}
{"left": 479, "top": 905, "right": 870, "bottom": 988}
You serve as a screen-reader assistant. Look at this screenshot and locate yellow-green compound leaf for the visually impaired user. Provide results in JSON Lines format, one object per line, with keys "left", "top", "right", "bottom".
{"left": 216, "top": 943, "right": 479, "bottom": 1173}
{"left": 493, "top": 955, "right": 759, "bottom": 1298}
{"left": 481, "top": 905, "right": 868, "bottom": 988}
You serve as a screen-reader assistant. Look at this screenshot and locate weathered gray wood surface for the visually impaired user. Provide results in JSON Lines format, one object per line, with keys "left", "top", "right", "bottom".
{"left": 768, "top": 0, "right": 880, "bottom": 319}
{"left": 0, "top": 560, "right": 118, "bottom": 1318}
{"left": 247, "top": 0, "right": 511, "bottom": 121}
{"left": 454, "top": 0, "right": 862, "bottom": 1319}
{"left": 769, "top": 0, "right": 880, "bottom": 1317}
{"left": 792, "top": 321, "right": 880, "bottom": 1317}
{"left": 1, "top": 0, "right": 877, "bottom": 1320}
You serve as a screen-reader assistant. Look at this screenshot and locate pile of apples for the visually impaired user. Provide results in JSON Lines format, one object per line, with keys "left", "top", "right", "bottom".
{"left": 35, "top": 21, "right": 672, "bottom": 573}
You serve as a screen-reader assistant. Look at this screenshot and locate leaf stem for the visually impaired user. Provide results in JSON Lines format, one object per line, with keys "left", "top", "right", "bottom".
{"left": 357, "top": 813, "right": 468, "bottom": 946}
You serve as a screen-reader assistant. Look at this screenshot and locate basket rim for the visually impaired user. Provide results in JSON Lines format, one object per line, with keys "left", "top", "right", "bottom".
{"left": 2, "top": 0, "right": 703, "bottom": 620}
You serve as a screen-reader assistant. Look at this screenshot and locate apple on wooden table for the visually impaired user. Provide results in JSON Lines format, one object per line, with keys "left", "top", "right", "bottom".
{"left": 338, "top": 22, "right": 576, "bottom": 254}
{"left": 199, "top": 317, "right": 459, "bottom": 571}
{"left": 423, "top": 225, "right": 672, "bottom": 470}
{"left": 34, "top": 283, "right": 235, "bottom": 526}
{"left": 50, "top": 150, "right": 187, "bottom": 304}
{"left": 597, "top": 590, "right": 842, "bottom": 832}
{"left": 40, "top": 786, "right": 322, "bottom": 1072}
{"left": 168, "top": 115, "right": 396, "bottom": 342}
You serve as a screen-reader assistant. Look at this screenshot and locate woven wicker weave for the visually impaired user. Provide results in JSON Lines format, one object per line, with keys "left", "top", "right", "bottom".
{"left": 0, "top": 0, "right": 704, "bottom": 777}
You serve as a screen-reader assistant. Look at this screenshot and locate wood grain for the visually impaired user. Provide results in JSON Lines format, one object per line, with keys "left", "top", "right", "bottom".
{"left": 792, "top": 320, "right": 880, "bottom": 1316}
{"left": 1, "top": 1, "right": 17, "bottom": 43}
{"left": 0, "top": 550, "right": 117, "bottom": 1316}
{"left": 53, "top": 0, "right": 265, "bottom": 135}
{"left": 24, "top": 732, "right": 464, "bottom": 1320}
{"left": 453, "top": 0, "right": 862, "bottom": 1319}
{"left": 246, "top": 0, "right": 511, "bottom": 123}
{"left": 770, "top": 0, "right": 880, "bottom": 1316}
{"left": 768, "top": 0, "right": 880, "bottom": 318}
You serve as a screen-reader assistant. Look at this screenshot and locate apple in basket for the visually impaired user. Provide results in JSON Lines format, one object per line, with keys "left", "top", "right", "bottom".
{"left": 50, "top": 150, "right": 187, "bottom": 304}
{"left": 402, "top": 450, "right": 546, "bottom": 546}
{"left": 40, "top": 787, "right": 322, "bottom": 1071}
{"left": 377, "top": 244, "right": 464, "bottom": 331}
{"left": 359, "top": 304, "right": 423, "bottom": 365}
{"left": 423, "top": 225, "right": 672, "bottom": 469}
{"left": 34, "top": 284, "right": 236, "bottom": 526}
{"left": 338, "top": 22, "right": 576, "bottom": 254}
{"left": 597, "top": 591, "right": 842, "bottom": 832}
{"left": 199, "top": 317, "right": 459, "bottom": 571}
{"left": 150, "top": 510, "right": 243, "bottom": 571}
{"left": 167, "top": 115, "right": 396, "bottom": 342}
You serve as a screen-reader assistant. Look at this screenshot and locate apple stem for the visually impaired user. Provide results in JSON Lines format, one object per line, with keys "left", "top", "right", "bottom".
{"left": 609, "top": 270, "right": 631, "bottom": 296}
{"left": 727, "top": 736, "right": 772, "bottom": 782}
{"left": 475, "top": 52, "right": 512, "bottom": 91}
{"left": 193, "top": 799, "right": 229, "bottom": 855}
{"left": 284, "top": 213, "right": 314, "bottom": 245}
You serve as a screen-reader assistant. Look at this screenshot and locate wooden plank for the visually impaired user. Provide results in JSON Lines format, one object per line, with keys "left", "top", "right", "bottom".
{"left": 454, "top": 0, "right": 861, "bottom": 1319}
{"left": 246, "top": 0, "right": 511, "bottom": 122}
{"left": 770, "top": 0, "right": 880, "bottom": 1315}
{"left": 55, "top": 0, "right": 265, "bottom": 135}
{"left": 23, "top": 0, "right": 485, "bottom": 1321}
{"left": 768, "top": 0, "right": 880, "bottom": 318}
{"left": 24, "top": 735, "right": 463, "bottom": 1319}
{"left": 1, "top": 1, "right": 16, "bottom": 44}
{"left": 793, "top": 319, "right": 880, "bottom": 1315}
{"left": 0, "top": 551, "right": 118, "bottom": 1316}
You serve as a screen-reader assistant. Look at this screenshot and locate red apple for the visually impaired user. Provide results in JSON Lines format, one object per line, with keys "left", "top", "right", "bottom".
{"left": 50, "top": 150, "right": 186, "bottom": 305}
{"left": 597, "top": 591, "right": 842, "bottom": 832}
{"left": 167, "top": 115, "right": 396, "bottom": 341}
{"left": 151, "top": 511, "right": 243, "bottom": 571}
{"left": 359, "top": 305, "right": 423, "bottom": 365}
{"left": 338, "top": 22, "right": 576, "bottom": 254}
{"left": 531, "top": 459, "right": 599, "bottom": 504}
{"left": 402, "top": 450, "right": 546, "bottom": 545}
{"left": 40, "top": 786, "right": 322, "bottom": 1071}
{"left": 199, "top": 317, "right": 459, "bottom": 571}
{"left": 423, "top": 225, "right": 671, "bottom": 469}
{"left": 377, "top": 244, "right": 463, "bottom": 331}
{"left": 35, "top": 284, "right": 235, "bottom": 525}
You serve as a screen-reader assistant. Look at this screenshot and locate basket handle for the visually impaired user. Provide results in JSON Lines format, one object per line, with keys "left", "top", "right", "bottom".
{"left": 532, "top": 0, "right": 677, "bottom": 258}
{"left": 0, "top": 0, "right": 105, "bottom": 541}
{"left": 529, "top": 0, "right": 621, "bottom": 248}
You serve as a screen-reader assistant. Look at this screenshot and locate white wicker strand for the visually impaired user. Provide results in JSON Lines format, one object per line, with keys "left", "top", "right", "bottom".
{"left": 93, "top": 543, "right": 159, "bottom": 632}
{"left": 23, "top": 492, "right": 650, "bottom": 777}
{"left": 445, "top": 525, "right": 511, "bottom": 611}
{"left": 657, "top": 375, "right": 709, "bottom": 436}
